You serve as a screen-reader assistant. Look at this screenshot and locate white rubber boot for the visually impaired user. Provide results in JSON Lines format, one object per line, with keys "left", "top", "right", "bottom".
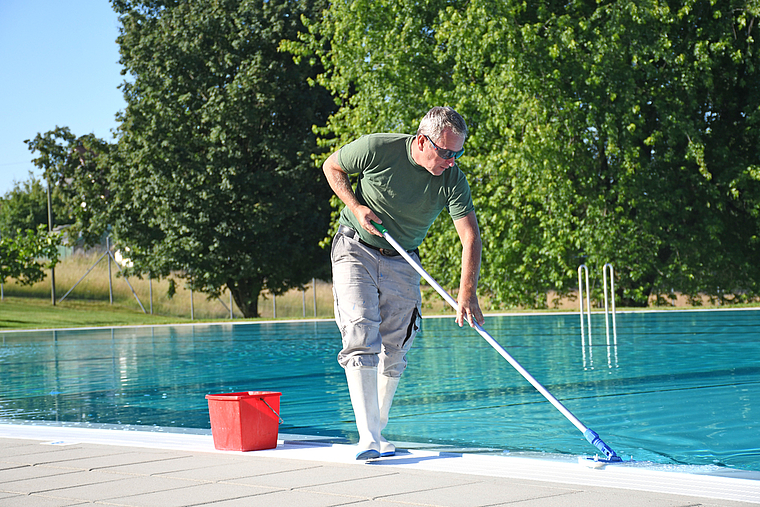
{"left": 378, "top": 374, "right": 400, "bottom": 457}
{"left": 345, "top": 366, "right": 382, "bottom": 460}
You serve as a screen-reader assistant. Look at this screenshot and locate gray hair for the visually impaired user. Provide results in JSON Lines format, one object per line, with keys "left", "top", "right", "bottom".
{"left": 416, "top": 106, "right": 468, "bottom": 142}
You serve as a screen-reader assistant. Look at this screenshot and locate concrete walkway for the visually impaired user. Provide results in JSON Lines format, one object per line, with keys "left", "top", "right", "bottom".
{"left": 1, "top": 423, "right": 758, "bottom": 507}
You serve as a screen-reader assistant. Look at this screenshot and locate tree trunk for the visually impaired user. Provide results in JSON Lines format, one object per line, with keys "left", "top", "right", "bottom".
{"left": 229, "top": 279, "right": 262, "bottom": 318}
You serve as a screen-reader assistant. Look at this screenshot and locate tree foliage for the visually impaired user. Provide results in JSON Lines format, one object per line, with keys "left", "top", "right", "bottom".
{"left": 24, "top": 126, "right": 112, "bottom": 246}
{"left": 0, "top": 225, "right": 61, "bottom": 286}
{"left": 0, "top": 174, "right": 64, "bottom": 288}
{"left": 298, "top": 0, "right": 760, "bottom": 307}
{"left": 0, "top": 175, "right": 66, "bottom": 240}
{"left": 110, "top": 0, "right": 335, "bottom": 317}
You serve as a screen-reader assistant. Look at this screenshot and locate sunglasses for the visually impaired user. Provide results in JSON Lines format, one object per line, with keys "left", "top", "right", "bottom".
{"left": 424, "top": 135, "right": 465, "bottom": 160}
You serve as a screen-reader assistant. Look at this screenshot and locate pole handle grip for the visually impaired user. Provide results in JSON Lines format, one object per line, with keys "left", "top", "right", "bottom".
{"left": 371, "top": 221, "right": 388, "bottom": 234}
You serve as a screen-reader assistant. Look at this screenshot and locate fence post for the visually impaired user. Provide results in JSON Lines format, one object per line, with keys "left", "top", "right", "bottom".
{"left": 47, "top": 179, "right": 56, "bottom": 306}
{"left": 312, "top": 278, "right": 317, "bottom": 317}
{"left": 190, "top": 289, "right": 194, "bottom": 320}
{"left": 107, "top": 237, "right": 113, "bottom": 305}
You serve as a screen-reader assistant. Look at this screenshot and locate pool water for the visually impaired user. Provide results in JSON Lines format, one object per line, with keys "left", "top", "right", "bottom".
{"left": 1, "top": 310, "right": 758, "bottom": 471}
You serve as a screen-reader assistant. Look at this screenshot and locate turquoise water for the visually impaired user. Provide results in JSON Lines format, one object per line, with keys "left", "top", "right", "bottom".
{"left": 0, "top": 310, "right": 758, "bottom": 471}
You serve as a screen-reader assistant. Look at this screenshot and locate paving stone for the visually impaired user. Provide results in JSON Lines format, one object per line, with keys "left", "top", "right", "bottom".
{"left": 0, "top": 470, "right": 122, "bottom": 495}
{"left": 95, "top": 481, "right": 276, "bottom": 507}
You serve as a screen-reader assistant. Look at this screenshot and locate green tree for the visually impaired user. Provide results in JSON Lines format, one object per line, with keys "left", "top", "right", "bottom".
{"left": 110, "top": 0, "right": 335, "bottom": 317}
{"left": 302, "top": 0, "right": 760, "bottom": 307}
{"left": 434, "top": 0, "right": 760, "bottom": 306}
{"left": 0, "top": 225, "right": 61, "bottom": 286}
{"left": 0, "top": 175, "right": 66, "bottom": 239}
{"left": 24, "top": 127, "right": 113, "bottom": 246}
{"left": 287, "top": 0, "right": 458, "bottom": 147}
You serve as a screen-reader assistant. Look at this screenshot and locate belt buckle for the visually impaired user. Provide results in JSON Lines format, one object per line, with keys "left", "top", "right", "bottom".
{"left": 379, "top": 248, "right": 397, "bottom": 257}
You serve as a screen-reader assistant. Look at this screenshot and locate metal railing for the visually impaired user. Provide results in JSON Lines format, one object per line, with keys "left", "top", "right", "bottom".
{"left": 578, "top": 263, "right": 618, "bottom": 369}
{"left": 603, "top": 263, "right": 617, "bottom": 347}
{"left": 578, "top": 264, "right": 592, "bottom": 347}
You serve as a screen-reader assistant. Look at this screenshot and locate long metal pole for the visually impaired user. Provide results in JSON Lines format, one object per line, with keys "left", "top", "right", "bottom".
{"left": 106, "top": 237, "right": 113, "bottom": 305}
{"left": 372, "top": 222, "right": 622, "bottom": 462}
{"left": 47, "top": 180, "right": 56, "bottom": 306}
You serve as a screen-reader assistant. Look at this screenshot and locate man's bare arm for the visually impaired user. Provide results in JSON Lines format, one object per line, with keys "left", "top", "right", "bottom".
{"left": 322, "top": 151, "right": 382, "bottom": 236}
{"left": 453, "top": 210, "right": 484, "bottom": 327}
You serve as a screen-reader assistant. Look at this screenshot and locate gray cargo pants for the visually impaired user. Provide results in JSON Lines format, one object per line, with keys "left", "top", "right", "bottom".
{"left": 331, "top": 228, "right": 422, "bottom": 377}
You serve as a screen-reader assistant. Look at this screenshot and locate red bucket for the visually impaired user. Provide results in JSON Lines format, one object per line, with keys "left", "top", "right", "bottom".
{"left": 205, "top": 391, "right": 282, "bottom": 451}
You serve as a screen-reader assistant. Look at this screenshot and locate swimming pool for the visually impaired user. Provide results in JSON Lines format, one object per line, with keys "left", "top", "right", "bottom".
{"left": 1, "top": 310, "right": 757, "bottom": 472}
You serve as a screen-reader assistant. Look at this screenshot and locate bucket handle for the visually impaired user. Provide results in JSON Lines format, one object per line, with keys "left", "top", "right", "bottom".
{"left": 260, "top": 397, "right": 284, "bottom": 424}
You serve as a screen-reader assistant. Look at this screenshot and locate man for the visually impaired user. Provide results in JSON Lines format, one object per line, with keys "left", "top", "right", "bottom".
{"left": 323, "top": 106, "right": 484, "bottom": 460}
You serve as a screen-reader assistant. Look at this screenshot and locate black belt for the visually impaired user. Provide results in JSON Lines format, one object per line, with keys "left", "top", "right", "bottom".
{"left": 337, "top": 225, "right": 418, "bottom": 257}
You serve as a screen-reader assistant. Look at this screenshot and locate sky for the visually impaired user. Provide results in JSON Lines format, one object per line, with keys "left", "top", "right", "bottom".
{"left": 0, "top": 0, "right": 125, "bottom": 196}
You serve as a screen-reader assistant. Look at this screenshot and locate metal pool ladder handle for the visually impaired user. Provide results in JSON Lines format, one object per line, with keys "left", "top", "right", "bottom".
{"left": 603, "top": 263, "right": 617, "bottom": 348}
{"left": 578, "top": 265, "right": 593, "bottom": 349}
{"left": 578, "top": 264, "right": 617, "bottom": 349}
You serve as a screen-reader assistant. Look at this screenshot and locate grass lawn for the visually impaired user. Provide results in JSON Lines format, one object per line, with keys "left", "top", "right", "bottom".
{"left": 0, "top": 297, "right": 194, "bottom": 331}
{"left": 1, "top": 254, "right": 338, "bottom": 326}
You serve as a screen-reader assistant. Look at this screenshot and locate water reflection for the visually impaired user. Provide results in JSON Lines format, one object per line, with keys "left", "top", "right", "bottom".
{"left": 580, "top": 316, "right": 619, "bottom": 371}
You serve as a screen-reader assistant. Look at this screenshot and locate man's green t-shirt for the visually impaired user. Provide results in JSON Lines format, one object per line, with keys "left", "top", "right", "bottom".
{"left": 337, "top": 133, "right": 474, "bottom": 252}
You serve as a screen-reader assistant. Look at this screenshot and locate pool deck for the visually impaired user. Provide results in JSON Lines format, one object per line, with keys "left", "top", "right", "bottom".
{"left": 1, "top": 423, "right": 758, "bottom": 507}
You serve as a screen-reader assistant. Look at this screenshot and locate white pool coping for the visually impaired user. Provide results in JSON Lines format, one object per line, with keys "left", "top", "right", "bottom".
{"left": 1, "top": 422, "right": 758, "bottom": 504}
